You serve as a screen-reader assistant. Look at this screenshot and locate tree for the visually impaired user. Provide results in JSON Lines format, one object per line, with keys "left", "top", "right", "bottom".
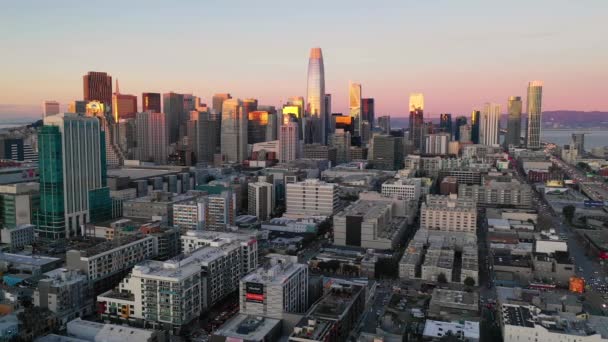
{"left": 563, "top": 205, "right": 576, "bottom": 223}
{"left": 464, "top": 277, "right": 476, "bottom": 287}
{"left": 437, "top": 273, "right": 448, "bottom": 284}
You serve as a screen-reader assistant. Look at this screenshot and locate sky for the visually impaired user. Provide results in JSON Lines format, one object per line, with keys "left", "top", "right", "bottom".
{"left": 1, "top": 0, "right": 607, "bottom": 119}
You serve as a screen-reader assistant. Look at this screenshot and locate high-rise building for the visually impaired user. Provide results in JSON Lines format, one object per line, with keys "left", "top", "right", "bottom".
{"left": 348, "top": 82, "right": 362, "bottom": 138}
{"left": 454, "top": 116, "right": 467, "bottom": 141}
{"left": 439, "top": 113, "right": 453, "bottom": 137}
{"left": 163, "top": 92, "right": 184, "bottom": 143}
{"left": 135, "top": 111, "right": 168, "bottom": 164}
{"left": 572, "top": 133, "right": 585, "bottom": 153}
{"left": 306, "top": 48, "right": 326, "bottom": 144}
{"left": 247, "top": 111, "right": 268, "bottom": 144}
{"left": 330, "top": 128, "right": 351, "bottom": 164}
{"left": 408, "top": 93, "right": 424, "bottom": 150}
{"left": 362, "top": 98, "right": 375, "bottom": 127}
{"left": 67, "top": 101, "right": 87, "bottom": 114}
{"left": 221, "top": 99, "right": 247, "bottom": 163}
{"left": 506, "top": 96, "right": 522, "bottom": 147}
{"left": 189, "top": 111, "right": 218, "bottom": 164}
{"left": 324, "top": 94, "right": 332, "bottom": 141}
{"left": 526, "top": 81, "right": 543, "bottom": 149}
{"left": 279, "top": 117, "right": 299, "bottom": 163}
{"left": 212, "top": 93, "right": 232, "bottom": 119}
{"left": 37, "top": 113, "right": 111, "bottom": 239}
{"left": 111, "top": 81, "right": 137, "bottom": 121}
{"left": 378, "top": 116, "right": 391, "bottom": 134}
{"left": 425, "top": 133, "right": 451, "bottom": 155}
{"left": 83, "top": 71, "right": 112, "bottom": 105}
{"left": 332, "top": 114, "right": 354, "bottom": 137}
{"left": 459, "top": 124, "right": 472, "bottom": 143}
{"left": 43, "top": 101, "right": 60, "bottom": 117}
{"left": 470, "top": 110, "right": 480, "bottom": 144}
{"left": 142, "top": 93, "right": 161, "bottom": 113}
{"left": 248, "top": 182, "right": 274, "bottom": 221}
{"left": 85, "top": 101, "right": 125, "bottom": 167}
{"left": 480, "top": 103, "right": 500, "bottom": 146}
{"left": 258, "top": 105, "right": 279, "bottom": 141}
{"left": 371, "top": 135, "right": 404, "bottom": 170}
{"left": 285, "top": 179, "right": 338, "bottom": 218}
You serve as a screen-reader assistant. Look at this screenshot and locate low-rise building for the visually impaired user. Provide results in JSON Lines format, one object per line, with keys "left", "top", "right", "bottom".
{"left": 333, "top": 200, "right": 408, "bottom": 250}
{"left": 428, "top": 289, "right": 480, "bottom": 321}
{"left": 423, "top": 320, "right": 480, "bottom": 342}
{"left": 0, "top": 224, "right": 35, "bottom": 251}
{"left": 458, "top": 179, "right": 532, "bottom": 208}
{"left": 381, "top": 178, "right": 421, "bottom": 200}
{"left": 33, "top": 269, "right": 92, "bottom": 327}
{"left": 285, "top": 180, "right": 339, "bottom": 219}
{"left": 211, "top": 314, "right": 282, "bottom": 342}
{"left": 123, "top": 191, "right": 200, "bottom": 225}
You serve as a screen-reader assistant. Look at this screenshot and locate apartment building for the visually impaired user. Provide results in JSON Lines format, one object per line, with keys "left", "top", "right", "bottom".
{"left": 285, "top": 179, "right": 339, "bottom": 219}
{"left": 420, "top": 194, "right": 477, "bottom": 233}
{"left": 381, "top": 178, "right": 421, "bottom": 200}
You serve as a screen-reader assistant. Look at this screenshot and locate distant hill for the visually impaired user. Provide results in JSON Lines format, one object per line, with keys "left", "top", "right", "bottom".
{"left": 390, "top": 111, "right": 608, "bottom": 129}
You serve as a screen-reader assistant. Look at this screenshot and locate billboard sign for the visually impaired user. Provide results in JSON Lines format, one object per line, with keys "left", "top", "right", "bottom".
{"left": 245, "top": 282, "right": 265, "bottom": 303}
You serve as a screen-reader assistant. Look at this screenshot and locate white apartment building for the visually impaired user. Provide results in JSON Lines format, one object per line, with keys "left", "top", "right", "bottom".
{"left": 66, "top": 235, "right": 158, "bottom": 283}
{"left": 420, "top": 194, "right": 477, "bottom": 233}
{"left": 181, "top": 230, "right": 258, "bottom": 274}
{"left": 97, "top": 239, "right": 258, "bottom": 331}
{"left": 425, "top": 133, "right": 450, "bottom": 155}
{"left": 239, "top": 255, "right": 309, "bottom": 319}
{"left": 381, "top": 178, "right": 421, "bottom": 200}
{"left": 285, "top": 179, "right": 339, "bottom": 218}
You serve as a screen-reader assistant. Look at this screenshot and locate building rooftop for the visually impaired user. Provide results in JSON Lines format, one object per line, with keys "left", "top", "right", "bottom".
{"left": 107, "top": 167, "right": 188, "bottom": 180}
{"left": 423, "top": 320, "right": 480, "bottom": 340}
{"left": 0, "top": 252, "right": 60, "bottom": 266}
{"left": 311, "top": 283, "right": 364, "bottom": 320}
{"left": 214, "top": 314, "right": 281, "bottom": 341}
{"left": 291, "top": 318, "right": 334, "bottom": 341}
{"left": 69, "top": 234, "right": 154, "bottom": 258}
{"left": 242, "top": 255, "right": 305, "bottom": 285}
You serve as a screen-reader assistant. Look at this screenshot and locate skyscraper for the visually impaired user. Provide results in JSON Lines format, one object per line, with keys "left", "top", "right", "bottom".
{"left": 362, "top": 98, "right": 375, "bottom": 126}
{"left": 83, "top": 71, "right": 112, "bottom": 105}
{"left": 329, "top": 128, "right": 351, "bottom": 164}
{"left": 37, "top": 113, "right": 110, "bottom": 239}
{"left": 135, "top": 111, "right": 168, "bottom": 164}
{"left": 470, "top": 110, "right": 480, "bottom": 144}
{"left": 221, "top": 99, "right": 247, "bottom": 163}
{"left": 408, "top": 93, "right": 424, "bottom": 150}
{"left": 112, "top": 81, "right": 137, "bottom": 121}
{"left": 248, "top": 182, "right": 274, "bottom": 221}
{"left": 506, "top": 96, "right": 522, "bottom": 147}
{"left": 279, "top": 116, "right": 299, "bottom": 163}
{"left": 85, "top": 101, "right": 125, "bottom": 166}
{"left": 526, "top": 81, "right": 543, "bottom": 149}
{"left": 248, "top": 111, "right": 269, "bottom": 144}
{"left": 163, "top": 92, "right": 184, "bottom": 143}
{"left": 378, "top": 116, "right": 391, "bottom": 134}
{"left": 306, "top": 48, "right": 326, "bottom": 144}
{"left": 454, "top": 116, "right": 467, "bottom": 141}
{"left": 188, "top": 110, "right": 218, "bottom": 164}
{"left": 324, "top": 94, "right": 332, "bottom": 140}
{"left": 349, "top": 82, "right": 362, "bottom": 137}
{"left": 142, "top": 93, "right": 161, "bottom": 113}
{"left": 572, "top": 133, "right": 585, "bottom": 153}
{"left": 43, "top": 101, "right": 60, "bottom": 117}
{"left": 439, "top": 113, "right": 453, "bottom": 137}
{"left": 480, "top": 103, "right": 500, "bottom": 146}
{"left": 212, "top": 93, "right": 231, "bottom": 121}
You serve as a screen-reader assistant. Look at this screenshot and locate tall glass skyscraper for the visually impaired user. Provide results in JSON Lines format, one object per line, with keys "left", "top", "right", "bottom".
{"left": 506, "top": 96, "right": 522, "bottom": 147}
{"left": 163, "top": 92, "right": 184, "bottom": 144}
{"left": 480, "top": 103, "right": 501, "bottom": 146}
{"left": 454, "top": 116, "right": 467, "bottom": 141}
{"left": 37, "top": 113, "right": 110, "bottom": 239}
{"left": 306, "top": 47, "right": 326, "bottom": 144}
{"left": 349, "top": 82, "right": 362, "bottom": 137}
{"left": 408, "top": 93, "right": 424, "bottom": 150}
{"left": 221, "top": 99, "right": 247, "bottom": 163}
{"left": 526, "top": 81, "right": 543, "bottom": 149}
{"left": 471, "top": 110, "right": 480, "bottom": 144}
{"left": 439, "top": 113, "right": 453, "bottom": 137}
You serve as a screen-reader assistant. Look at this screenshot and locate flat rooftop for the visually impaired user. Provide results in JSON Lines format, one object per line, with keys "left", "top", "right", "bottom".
{"left": 0, "top": 252, "right": 60, "bottom": 266}
{"left": 311, "top": 284, "right": 364, "bottom": 320}
{"left": 241, "top": 258, "right": 306, "bottom": 285}
{"left": 107, "top": 167, "right": 186, "bottom": 180}
{"left": 214, "top": 314, "right": 281, "bottom": 341}
{"left": 501, "top": 304, "right": 535, "bottom": 327}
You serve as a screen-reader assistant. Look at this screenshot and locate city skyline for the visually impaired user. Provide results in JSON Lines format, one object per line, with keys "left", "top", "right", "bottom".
{"left": 1, "top": 0, "right": 607, "bottom": 118}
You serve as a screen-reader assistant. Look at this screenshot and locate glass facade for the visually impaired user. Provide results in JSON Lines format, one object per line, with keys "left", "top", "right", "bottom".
{"left": 36, "top": 125, "right": 65, "bottom": 239}
{"left": 526, "top": 81, "right": 543, "bottom": 149}
{"left": 506, "top": 96, "right": 522, "bottom": 147}
{"left": 349, "top": 82, "right": 362, "bottom": 137}
{"left": 306, "top": 48, "right": 325, "bottom": 144}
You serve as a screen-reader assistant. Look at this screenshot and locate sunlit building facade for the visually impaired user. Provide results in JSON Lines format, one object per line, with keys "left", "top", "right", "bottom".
{"left": 480, "top": 103, "right": 500, "bottom": 146}
{"left": 83, "top": 71, "right": 112, "bottom": 106}
{"left": 221, "top": 99, "right": 247, "bottom": 163}
{"left": 306, "top": 48, "right": 326, "bottom": 144}
{"left": 248, "top": 111, "right": 269, "bottom": 144}
{"left": 506, "top": 96, "right": 522, "bottom": 147}
{"left": 526, "top": 81, "right": 543, "bottom": 149}
{"left": 349, "top": 82, "right": 362, "bottom": 137}
{"left": 408, "top": 93, "right": 424, "bottom": 150}
{"left": 142, "top": 93, "right": 161, "bottom": 113}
